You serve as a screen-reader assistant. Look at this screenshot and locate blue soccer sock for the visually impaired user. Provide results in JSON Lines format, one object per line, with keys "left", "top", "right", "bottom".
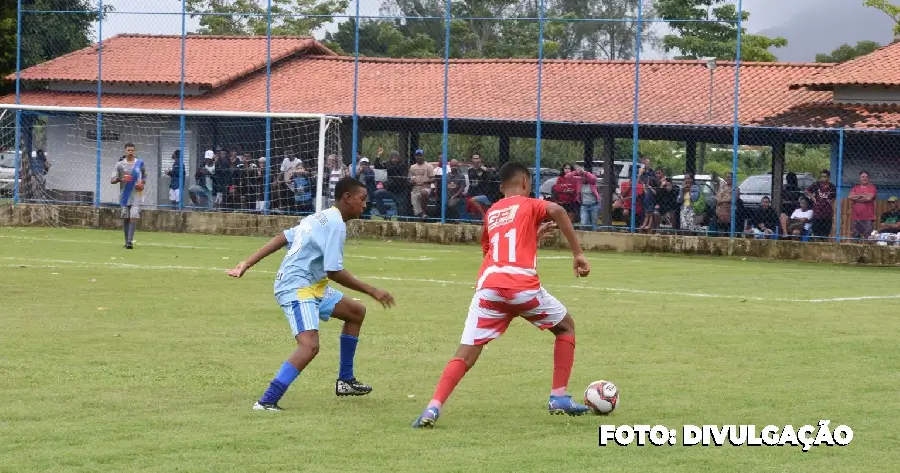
{"left": 338, "top": 334, "right": 359, "bottom": 380}
{"left": 258, "top": 361, "right": 301, "bottom": 405}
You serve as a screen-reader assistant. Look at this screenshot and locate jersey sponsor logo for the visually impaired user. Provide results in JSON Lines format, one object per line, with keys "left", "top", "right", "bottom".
{"left": 486, "top": 204, "right": 519, "bottom": 232}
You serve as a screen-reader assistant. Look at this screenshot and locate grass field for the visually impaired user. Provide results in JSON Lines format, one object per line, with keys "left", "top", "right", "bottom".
{"left": 2, "top": 226, "right": 900, "bottom": 472}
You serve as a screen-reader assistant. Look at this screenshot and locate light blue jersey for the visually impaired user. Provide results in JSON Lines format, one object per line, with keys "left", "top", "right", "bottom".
{"left": 274, "top": 207, "right": 346, "bottom": 301}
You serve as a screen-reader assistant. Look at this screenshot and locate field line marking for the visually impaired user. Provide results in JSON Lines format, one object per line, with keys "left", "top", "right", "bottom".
{"left": 5, "top": 257, "right": 896, "bottom": 304}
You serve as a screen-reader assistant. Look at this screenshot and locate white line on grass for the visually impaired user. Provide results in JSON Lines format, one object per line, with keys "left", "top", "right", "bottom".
{"left": 6, "top": 257, "right": 896, "bottom": 304}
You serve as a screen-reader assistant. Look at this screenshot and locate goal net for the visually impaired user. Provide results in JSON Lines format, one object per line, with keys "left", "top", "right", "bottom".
{"left": 0, "top": 105, "right": 342, "bottom": 230}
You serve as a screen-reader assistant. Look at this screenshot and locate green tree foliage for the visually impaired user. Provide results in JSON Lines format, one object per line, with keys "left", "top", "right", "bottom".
{"left": 325, "top": 0, "right": 657, "bottom": 60}
{"left": 184, "top": 0, "right": 348, "bottom": 36}
{"left": 656, "top": 0, "right": 787, "bottom": 61}
{"left": 864, "top": 0, "right": 900, "bottom": 34}
{"left": 815, "top": 41, "right": 881, "bottom": 63}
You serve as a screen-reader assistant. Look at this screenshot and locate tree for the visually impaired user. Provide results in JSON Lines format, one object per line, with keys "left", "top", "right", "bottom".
{"left": 656, "top": 0, "right": 787, "bottom": 62}
{"left": 1, "top": 1, "right": 110, "bottom": 94}
{"left": 356, "top": 0, "right": 656, "bottom": 60}
{"left": 865, "top": 0, "right": 900, "bottom": 35}
{"left": 184, "top": 0, "right": 348, "bottom": 36}
{"left": 815, "top": 41, "right": 881, "bottom": 63}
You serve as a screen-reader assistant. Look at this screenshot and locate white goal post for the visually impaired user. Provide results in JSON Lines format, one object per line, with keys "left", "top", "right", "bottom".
{"left": 0, "top": 104, "right": 342, "bottom": 214}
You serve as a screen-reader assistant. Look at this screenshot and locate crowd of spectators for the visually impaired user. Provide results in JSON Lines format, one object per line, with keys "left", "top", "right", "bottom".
{"left": 163, "top": 146, "right": 900, "bottom": 245}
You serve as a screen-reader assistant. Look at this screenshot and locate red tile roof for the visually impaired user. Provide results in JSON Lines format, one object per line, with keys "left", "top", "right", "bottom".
{"left": 750, "top": 103, "right": 900, "bottom": 130}
{"left": 6, "top": 34, "right": 335, "bottom": 89}
{"left": 790, "top": 41, "right": 900, "bottom": 91}
{"left": 2, "top": 53, "right": 833, "bottom": 127}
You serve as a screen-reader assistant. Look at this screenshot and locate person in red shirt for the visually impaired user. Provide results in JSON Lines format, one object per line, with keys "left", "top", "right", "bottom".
{"left": 849, "top": 171, "right": 878, "bottom": 240}
{"left": 413, "top": 163, "right": 592, "bottom": 428}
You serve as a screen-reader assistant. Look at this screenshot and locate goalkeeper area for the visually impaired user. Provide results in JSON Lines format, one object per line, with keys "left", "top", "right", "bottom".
{"left": 2, "top": 226, "right": 899, "bottom": 472}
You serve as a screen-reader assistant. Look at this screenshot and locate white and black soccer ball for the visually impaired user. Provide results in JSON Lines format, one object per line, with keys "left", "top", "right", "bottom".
{"left": 584, "top": 380, "right": 619, "bottom": 415}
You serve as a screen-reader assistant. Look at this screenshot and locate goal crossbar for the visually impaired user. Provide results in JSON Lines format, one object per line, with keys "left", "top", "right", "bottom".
{"left": 0, "top": 104, "right": 341, "bottom": 121}
{"left": 3, "top": 103, "right": 341, "bottom": 214}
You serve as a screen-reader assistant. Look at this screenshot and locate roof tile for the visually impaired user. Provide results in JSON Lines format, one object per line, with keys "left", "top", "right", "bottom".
{"left": 7, "top": 34, "right": 335, "bottom": 89}
{"left": 790, "top": 41, "right": 900, "bottom": 90}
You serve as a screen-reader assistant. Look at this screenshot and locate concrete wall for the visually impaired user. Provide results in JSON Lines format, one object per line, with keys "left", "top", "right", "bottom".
{"left": 3, "top": 204, "right": 900, "bottom": 266}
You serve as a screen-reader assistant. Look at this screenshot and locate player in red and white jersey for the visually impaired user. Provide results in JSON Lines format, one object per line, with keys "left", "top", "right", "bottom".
{"left": 413, "top": 162, "right": 592, "bottom": 428}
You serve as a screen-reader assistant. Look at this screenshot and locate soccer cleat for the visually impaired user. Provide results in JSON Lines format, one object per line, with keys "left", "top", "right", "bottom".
{"left": 412, "top": 407, "right": 440, "bottom": 428}
{"left": 252, "top": 401, "right": 283, "bottom": 411}
{"left": 335, "top": 378, "right": 372, "bottom": 396}
{"left": 548, "top": 395, "right": 590, "bottom": 416}
{"left": 125, "top": 243, "right": 133, "bottom": 249}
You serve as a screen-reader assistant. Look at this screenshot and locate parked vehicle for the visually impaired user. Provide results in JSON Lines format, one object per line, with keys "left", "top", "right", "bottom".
{"left": 739, "top": 172, "right": 815, "bottom": 210}
{"left": 0, "top": 150, "right": 21, "bottom": 198}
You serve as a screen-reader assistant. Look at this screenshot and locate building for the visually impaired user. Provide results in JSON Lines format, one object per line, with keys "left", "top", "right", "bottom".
{"left": 3, "top": 34, "right": 899, "bottom": 216}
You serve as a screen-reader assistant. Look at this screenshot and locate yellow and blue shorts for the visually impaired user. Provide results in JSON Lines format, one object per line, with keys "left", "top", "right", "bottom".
{"left": 276, "top": 285, "right": 344, "bottom": 336}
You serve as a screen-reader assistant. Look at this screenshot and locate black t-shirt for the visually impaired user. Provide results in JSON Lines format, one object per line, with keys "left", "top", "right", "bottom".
{"left": 752, "top": 207, "right": 779, "bottom": 231}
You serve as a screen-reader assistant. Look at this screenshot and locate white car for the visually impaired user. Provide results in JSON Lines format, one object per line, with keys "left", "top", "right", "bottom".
{"left": 0, "top": 151, "right": 21, "bottom": 197}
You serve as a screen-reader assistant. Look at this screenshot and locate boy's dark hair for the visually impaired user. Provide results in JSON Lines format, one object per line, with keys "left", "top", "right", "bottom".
{"left": 124, "top": 142, "right": 135, "bottom": 149}
{"left": 334, "top": 176, "right": 365, "bottom": 200}
{"left": 821, "top": 169, "right": 830, "bottom": 177}
{"left": 499, "top": 162, "right": 531, "bottom": 184}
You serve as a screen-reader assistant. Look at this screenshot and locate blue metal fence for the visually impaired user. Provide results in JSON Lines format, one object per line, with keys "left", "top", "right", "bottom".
{"left": 4, "top": 1, "right": 899, "bottom": 245}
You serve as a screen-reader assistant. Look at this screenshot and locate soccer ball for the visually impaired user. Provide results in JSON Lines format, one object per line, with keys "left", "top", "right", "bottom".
{"left": 584, "top": 380, "right": 619, "bottom": 415}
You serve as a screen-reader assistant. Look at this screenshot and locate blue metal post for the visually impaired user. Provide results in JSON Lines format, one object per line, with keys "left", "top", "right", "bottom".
{"left": 729, "top": 0, "right": 744, "bottom": 239}
{"left": 12, "top": 0, "right": 23, "bottom": 204}
{"left": 835, "top": 129, "right": 845, "bottom": 243}
{"left": 263, "top": 0, "right": 273, "bottom": 215}
{"left": 351, "top": 0, "right": 360, "bottom": 179}
{"left": 440, "top": 0, "right": 451, "bottom": 223}
{"left": 628, "top": 0, "right": 644, "bottom": 233}
{"left": 94, "top": 0, "right": 104, "bottom": 208}
{"left": 178, "top": 0, "right": 187, "bottom": 211}
{"left": 535, "top": 0, "right": 546, "bottom": 192}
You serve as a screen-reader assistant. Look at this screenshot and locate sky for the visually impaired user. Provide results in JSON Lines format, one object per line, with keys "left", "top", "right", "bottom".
{"left": 76, "top": 0, "right": 895, "bottom": 62}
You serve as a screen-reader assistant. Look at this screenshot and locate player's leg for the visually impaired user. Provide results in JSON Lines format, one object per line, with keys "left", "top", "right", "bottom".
{"left": 324, "top": 289, "right": 373, "bottom": 396}
{"left": 413, "top": 290, "right": 511, "bottom": 428}
{"left": 125, "top": 205, "right": 139, "bottom": 249}
{"left": 254, "top": 299, "right": 323, "bottom": 411}
{"left": 519, "top": 288, "right": 589, "bottom": 416}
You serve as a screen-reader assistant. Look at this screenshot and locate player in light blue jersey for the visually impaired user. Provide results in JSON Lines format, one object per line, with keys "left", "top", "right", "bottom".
{"left": 226, "top": 177, "right": 395, "bottom": 411}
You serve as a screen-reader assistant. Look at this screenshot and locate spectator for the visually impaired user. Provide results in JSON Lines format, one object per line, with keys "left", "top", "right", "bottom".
{"left": 289, "top": 160, "right": 314, "bottom": 213}
{"left": 466, "top": 154, "right": 494, "bottom": 220}
{"left": 714, "top": 172, "right": 740, "bottom": 236}
{"left": 654, "top": 172, "right": 679, "bottom": 230}
{"left": 223, "top": 148, "right": 245, "bottom": 210}
{"left": 805, "top": 169, "right": 837, "bottom": 240}
{"left": 213, "top": 147, "right": 230, "bottom": 208}
{"left": 564, "top": 167, "right": 601, "bottom": 231}
{"left": 373, "top": 149, "right": 409, "bottom": 218}
{"left": 781, "top": 196, "right": 813, "bottom": 239}
{"left": 409, "top": 149, "right": 434, "bottom": 220}
{"left": 873, "top": 196, "right": 900, "bottom": 245}
{"left": 677, "top": 174, "right": 702, "bottom": 234}
{"left": 249, "top": 156, "right": 268, "bottom": 212}
{"left": 445, "top": 159, "right": 468, "bottom": 219}
{"left": 616, "top": 178, "right": 645, "bottom": 227}
{"left": 780, "top": 172, "right": 804, "bottom": 218}
{"left": 166, "top": 150, "right": 182, "bottom": 207}
{"left": 326, "top": 154, "right": 348, "bottom": 206}
{"left": 848, "top": 171, "right": 877, "bottom": 241}
{"left": 357, "top": 157, "right": 377, "bottom": 217}
{"left": 280, "top": 151, "right": 302, "bottom": 209}
{"left": 745, "top": 195, "right": 779, "bottom": 239}
{"left": 189, "top": 150, "right": 215, "bottom": 209}
{"left": 637, "top": 155, "right": 658, "bottom": 231}
{"left": 552, "top": 163, "right": 580, "bottom": 224}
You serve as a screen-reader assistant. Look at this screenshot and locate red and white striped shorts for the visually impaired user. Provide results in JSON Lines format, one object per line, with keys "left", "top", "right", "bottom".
{"left": 460, "top": 287, "right": 568, "bottom": 346}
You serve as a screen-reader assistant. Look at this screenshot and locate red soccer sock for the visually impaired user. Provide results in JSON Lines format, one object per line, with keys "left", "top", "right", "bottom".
{"left": 428, "top": 357, "right": 469, "bottom": 408}
{"left": 551, "top": 335, "right": 576, "bottom": 396}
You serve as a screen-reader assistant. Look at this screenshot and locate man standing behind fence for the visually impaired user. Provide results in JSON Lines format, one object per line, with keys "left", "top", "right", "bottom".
{"left": 110, "top": 142, "right": 146, "bottom": 249}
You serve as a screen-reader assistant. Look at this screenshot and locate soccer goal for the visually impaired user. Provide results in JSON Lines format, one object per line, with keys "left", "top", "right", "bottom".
{"left": 0, "top": 104, "right": 342, "bottom": 227}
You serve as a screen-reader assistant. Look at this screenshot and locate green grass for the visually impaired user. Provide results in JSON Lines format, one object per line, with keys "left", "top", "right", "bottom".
{"left": 1, "top": 226, "right": 899, "bottom": 472}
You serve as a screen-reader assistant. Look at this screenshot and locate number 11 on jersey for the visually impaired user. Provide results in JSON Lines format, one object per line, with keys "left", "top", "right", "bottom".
{"left": 491, "top": 228, "right": 517, "bottom": 263}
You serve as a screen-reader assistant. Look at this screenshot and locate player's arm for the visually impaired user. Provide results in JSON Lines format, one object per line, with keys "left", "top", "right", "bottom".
{"left": 110, "top": 165, "right": 122, "bottom": 184}
{"left": 226, "top": 233, "right": 288, "bottom": 278}
{"left": 324, "top": 227, "right": 394, "bottom": 308}
{"left": 545, "top": 201, "right": 590, "bottom": 278}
